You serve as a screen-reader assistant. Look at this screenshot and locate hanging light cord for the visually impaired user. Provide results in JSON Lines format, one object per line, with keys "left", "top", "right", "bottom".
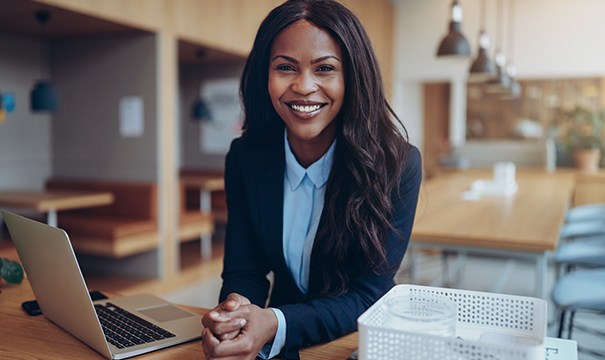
{"left": 507, "top": 0, "right": 515, "bottom": 63}
{"left": 480, "top": 0, "right": 486, "bottom": 31}
{"left": 35, "top": 10, "right": 51, "bottom": 80}
{"left": 496, "top": 0, "right": 504, "bottom": 52}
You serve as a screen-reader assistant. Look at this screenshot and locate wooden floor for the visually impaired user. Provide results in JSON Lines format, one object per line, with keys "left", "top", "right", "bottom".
{"left": 0, "top": 223, "right": 225, "bottom": 298}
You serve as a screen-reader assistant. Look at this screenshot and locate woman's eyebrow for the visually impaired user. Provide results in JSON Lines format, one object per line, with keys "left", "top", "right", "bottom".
{"left": 311, "top": 55, "right": 341, "bottom": 64}
{"left": 270, "top": 55, "right": 341, "bottom": 64}
{"left": 271, "top": 55, "right": 298, "bottom": 63}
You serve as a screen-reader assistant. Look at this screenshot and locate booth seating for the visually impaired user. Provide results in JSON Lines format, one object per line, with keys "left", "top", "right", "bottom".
{"left": 180, "top": 169, "right": 225, "bottom": 259}
{"left": 178, "top": 181, "right": 215, "bottom": 252}
{"left": 180, "top": 169, "right": 227, "bottom": 225}
{"left": 45, "top": 178, "right": 215, "bottom": 259}
{"left": 45, "top": 178, "right": 159, "bottom": 258}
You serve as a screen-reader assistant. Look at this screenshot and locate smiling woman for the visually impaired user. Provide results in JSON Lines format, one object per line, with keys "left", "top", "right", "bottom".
{"left": 200, "top": 1, "right": 422, "bottom": 359}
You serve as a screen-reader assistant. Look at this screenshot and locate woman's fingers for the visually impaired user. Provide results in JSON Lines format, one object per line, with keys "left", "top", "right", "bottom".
{"left": 204, "top": 312, "right": 246, "bottom": 335}
{"left": 221, "top": 293, "right": 251, "bottom": 311}
{"left": 202, "top": 327, "right": 257, "bottom": 360}
{"left": 201, "top": 293, "right": 256, "bottom": 356}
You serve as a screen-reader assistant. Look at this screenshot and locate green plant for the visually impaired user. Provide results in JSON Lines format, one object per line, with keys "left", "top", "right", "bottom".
{"left": 0, "top": 257, "right": 24, "bottom": 291}
{"left": 555, "top": 105, "right": 605, "bottom": 151}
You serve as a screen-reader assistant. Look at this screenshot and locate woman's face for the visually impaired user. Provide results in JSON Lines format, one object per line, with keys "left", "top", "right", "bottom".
{"left": 268, "top": 19, "right": 345, "bottom": 153}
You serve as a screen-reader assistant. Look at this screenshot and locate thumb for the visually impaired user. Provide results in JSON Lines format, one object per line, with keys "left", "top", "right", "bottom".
{"left": 222, "top": 293, "right": 251, "bottom": 311}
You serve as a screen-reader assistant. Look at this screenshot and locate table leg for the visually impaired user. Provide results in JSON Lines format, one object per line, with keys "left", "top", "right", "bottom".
{"left": 535, "top": 253, "right": 548, "bottom": 299}
{"left": 200, "top": 191, "right": 211, "bottom": 212}
{"left": 47, "top": 209, "right": 57, "bottom": 227}
{"left": 199, "top": 190, "right": 212, "bottom": 259}
{"left": 201, "top": 234, "right": 212, "bottom": 260}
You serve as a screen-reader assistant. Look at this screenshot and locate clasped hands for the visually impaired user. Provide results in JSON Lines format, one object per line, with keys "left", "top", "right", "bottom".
{"left": 201, "top": 293, "right": 278, "bottom": 360}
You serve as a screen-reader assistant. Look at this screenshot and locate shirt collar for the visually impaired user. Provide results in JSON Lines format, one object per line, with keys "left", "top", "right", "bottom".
{"left": 284, "top": 130, "right": 335, "bottom": 190}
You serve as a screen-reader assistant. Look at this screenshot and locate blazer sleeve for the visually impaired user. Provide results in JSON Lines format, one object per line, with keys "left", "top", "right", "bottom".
{"left": 277, "top": 146, "right": 423, "bottom": 359}
{"left": 219, "top": 138, "right": 272, "bottom": 306}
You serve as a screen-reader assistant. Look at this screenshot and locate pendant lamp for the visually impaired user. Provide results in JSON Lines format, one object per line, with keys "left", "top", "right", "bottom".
{"left": 486, "top": 50, "right": 511, "bottom": 92}
{"left": 192, "top": 98, "right": 212, "bottom": 121}
{"left": 30, "top": 10, "right": 58, "bottom": 112}
{"left": 468, "top": 0, "right": 496, "bottom": 82}
{"left": 436, "top": 0, "right": 471, "bottom": 58}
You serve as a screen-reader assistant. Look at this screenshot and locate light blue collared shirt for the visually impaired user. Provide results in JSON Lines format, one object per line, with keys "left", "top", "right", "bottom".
{"left": 260, "top": 130, "right": 335, "bottom": 359}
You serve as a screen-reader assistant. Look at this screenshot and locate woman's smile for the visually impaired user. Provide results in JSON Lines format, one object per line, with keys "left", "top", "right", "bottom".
{"left": 286, "top": 101, "right": 326, "bottom": 118}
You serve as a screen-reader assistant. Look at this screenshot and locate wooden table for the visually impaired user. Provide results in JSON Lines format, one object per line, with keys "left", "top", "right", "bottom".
{"left": 0, "top": 279, "right": 356, "bottom": 360}
{"left": 180, "top": 174, "right": 225, "bottom": 259}
{"left": 0, "top": 279, "right": 577, "bottom": 360}
{"left": 0, "top": 190, "right": 114, "bottom": 227}
{"left": 411, "top": 169, "right": 577, "bottom": 299}
{"left": 180, "top": 174, "right": 225, "bottom": 212}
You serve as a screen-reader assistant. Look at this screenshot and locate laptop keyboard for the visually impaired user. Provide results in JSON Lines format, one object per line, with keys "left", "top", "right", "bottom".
{"left": 95, "top": 303, "right": 176, "bottom": 349}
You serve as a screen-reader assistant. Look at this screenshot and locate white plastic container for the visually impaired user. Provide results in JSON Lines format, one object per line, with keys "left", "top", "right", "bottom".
{"left": 357, "top": 284, "right": 547, "bottom": 360}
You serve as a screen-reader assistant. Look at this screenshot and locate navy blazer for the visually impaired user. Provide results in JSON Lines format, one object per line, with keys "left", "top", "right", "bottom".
{"left": 219, "top": 134, "right": 422, "bottom": 359}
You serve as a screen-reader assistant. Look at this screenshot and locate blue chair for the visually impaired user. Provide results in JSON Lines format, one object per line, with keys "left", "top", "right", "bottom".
{"left": 555, "top": 235, "right": 605, "bottom": 270}
{"left": 565, "top": 203, "right": 605, "bottom": 223}
{"left": 551, "top": 269, "right": 605, "bottom": 358}
{"left": 559, "top": 220, "right": 605, "bottom": 241}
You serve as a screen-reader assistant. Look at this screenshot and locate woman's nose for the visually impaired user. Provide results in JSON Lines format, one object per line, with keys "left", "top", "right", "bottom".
{"left": 291, "top": 71, "right": 318, "bottom": 95}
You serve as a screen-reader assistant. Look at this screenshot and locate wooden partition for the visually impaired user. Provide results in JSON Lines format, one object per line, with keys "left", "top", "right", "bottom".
{"left": 573, "top": 172, "right": 605, "bottom": 206}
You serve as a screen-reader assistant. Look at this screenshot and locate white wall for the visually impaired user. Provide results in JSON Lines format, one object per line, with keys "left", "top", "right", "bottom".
{"left": 0, "top": 33, "right": 52, "bottom": 190}
{"left": 179, "top": 60, "right": 245, "bottom": 171}
{"left": 393, "top": 0, "right": 605, "bottom": 151}
{"left": 52, "top": 34, "right": 158, "bottom": 182}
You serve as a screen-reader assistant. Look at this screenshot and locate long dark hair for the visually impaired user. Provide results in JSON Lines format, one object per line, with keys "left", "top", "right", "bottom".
{"left": 240, "top": 0, "right": 411, "bottom": 296}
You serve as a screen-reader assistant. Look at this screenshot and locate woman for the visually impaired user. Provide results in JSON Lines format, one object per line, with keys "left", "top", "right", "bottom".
{"left": 201, "top": 0, "right": 422, "bottom": 359}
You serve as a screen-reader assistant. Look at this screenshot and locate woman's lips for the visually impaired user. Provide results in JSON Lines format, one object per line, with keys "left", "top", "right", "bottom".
{"left": 286, "top": 102, "right": 326, "bottom": 118}
{"left": 289, "top": 103, "right": 322, "bottom": 113}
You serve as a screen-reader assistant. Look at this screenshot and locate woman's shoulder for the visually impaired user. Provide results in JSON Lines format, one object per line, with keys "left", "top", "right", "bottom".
{"left": 398, "top": 143, "right": 422, "bottom": 190}
{"left": 406, "top": 144, "right": 422, "bottom": 169}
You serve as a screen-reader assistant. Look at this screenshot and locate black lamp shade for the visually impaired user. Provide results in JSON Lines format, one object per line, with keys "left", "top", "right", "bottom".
{"left": 485, "top": 67, "right": 511, "bottom": 94}
{"left": 469, "top": 49, "right": 497, "bottom": 81}
{"left": 436, "top": 21, "right": 471, "bottom": 57}
{"left": 31, "top": 80, "right": 58, "bottom": 112}
{"left": 192, "top": 98, "right": 211, "bottom": 121}
{"left": 468, "top": 30, "right": 496, "bottom": 81}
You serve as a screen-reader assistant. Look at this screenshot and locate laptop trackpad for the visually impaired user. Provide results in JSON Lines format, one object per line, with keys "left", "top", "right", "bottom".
{"left": 138, "top": 305, "right": 194, "bottom": 322}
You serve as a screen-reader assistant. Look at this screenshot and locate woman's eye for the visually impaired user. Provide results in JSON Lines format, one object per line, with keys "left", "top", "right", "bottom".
{"left": 276, "top": 64, "right": 295, "bottom": 71}
{"left": 317, "top": 65, "right": 335, "bottom": 72}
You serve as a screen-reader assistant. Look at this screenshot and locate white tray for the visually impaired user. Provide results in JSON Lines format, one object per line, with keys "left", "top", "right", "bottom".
{"left": 357, "top": 284, "right": 547, "bottom": 360}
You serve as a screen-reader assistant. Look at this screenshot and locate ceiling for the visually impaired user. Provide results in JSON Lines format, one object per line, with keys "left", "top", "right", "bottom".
{"left": 0, "top": 0, "right": 245, "bottom": 64}
{"left": 0, "top": 0, "right": 143, "bottom": 38}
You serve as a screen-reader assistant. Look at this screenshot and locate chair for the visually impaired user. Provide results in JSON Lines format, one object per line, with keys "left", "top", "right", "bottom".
{"left": 559, "top": 220, "right": 605, "bottom": 241}
{"left": 551, "top": 269, "right": 605, "bottom": 358}
{"left": 565, "top": 202, "right": 605, "bottom": 223}
{"left": 555, "top": 235, "right": 605, "bottom": 270}
{"left": 554, "top": 221, "right": 605, "bottom": 281}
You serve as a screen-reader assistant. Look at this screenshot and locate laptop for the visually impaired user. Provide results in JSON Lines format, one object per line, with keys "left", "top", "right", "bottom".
{"left": 2, "top": 210, "right": 202, "bottom": 359}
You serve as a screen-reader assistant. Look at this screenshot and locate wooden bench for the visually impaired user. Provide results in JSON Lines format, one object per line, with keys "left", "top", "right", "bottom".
{"left": 180, "top": 169, "right": 226, "bottom": 259}
{"left": 45, "top": 178, "right": 159, "bottom": 258}
{"left": 45, "top": 178, "right": 215, "bottom": 259}
{"left": 180, "top": 169, "right": 227, "bottom": 225}
{"left": 179, "top": 181, "right": 215, "bottom": 259}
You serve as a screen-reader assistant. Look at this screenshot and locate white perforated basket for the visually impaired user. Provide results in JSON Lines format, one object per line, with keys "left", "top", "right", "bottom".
{"left": 357, "top": 284, "right": 547, "bottom": 360}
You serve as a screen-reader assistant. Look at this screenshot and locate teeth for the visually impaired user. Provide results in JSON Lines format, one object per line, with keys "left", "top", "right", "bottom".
{"left": 290, "top": 104, "right": 321, "bottom": 113}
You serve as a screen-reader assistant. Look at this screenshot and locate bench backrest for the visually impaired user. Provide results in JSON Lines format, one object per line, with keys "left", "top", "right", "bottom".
{"left": 45, "top": 178, "right": 157, "bottom": 219}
